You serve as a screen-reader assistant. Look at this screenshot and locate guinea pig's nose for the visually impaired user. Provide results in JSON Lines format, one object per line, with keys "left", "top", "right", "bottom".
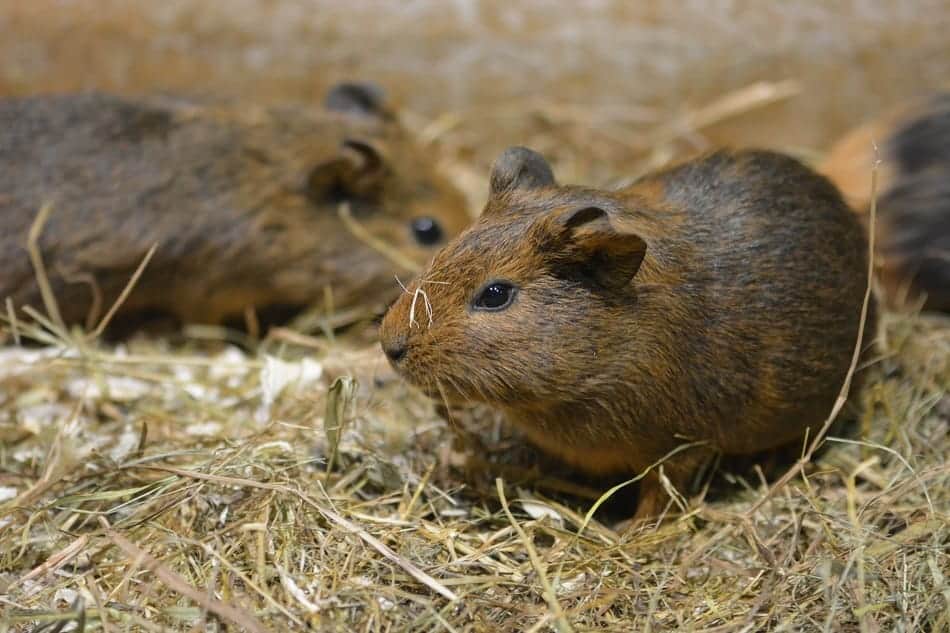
{"left": 382, "top": 335, "right": 408, "bottom": 363}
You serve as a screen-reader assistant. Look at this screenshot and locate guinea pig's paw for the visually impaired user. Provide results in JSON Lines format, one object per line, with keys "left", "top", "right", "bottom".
{"left": 611, "top": 515, "right": 658, "bottom": 536}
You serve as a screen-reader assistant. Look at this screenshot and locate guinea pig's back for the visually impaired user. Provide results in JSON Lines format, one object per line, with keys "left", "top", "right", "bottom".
{"left": 1, "top": 93, "right": 193, "bottom": 207}
{"left": 819, "top": 93, "right": 950, "bottom": 312}
{"left": 0, "top": 93, "right": 262, "bottom": 322}
{"left": 0, "top": 93, "right": 167, "bottom": 310}
{"left": 877, "top": 94, "right": 950, "bottom": 311}
{"left": 643, "top": 150, "right": 873, "bottom": 451}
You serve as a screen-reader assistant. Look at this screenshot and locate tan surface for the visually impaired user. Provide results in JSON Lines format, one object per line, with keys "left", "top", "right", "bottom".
{"left": 3, "top": 1, "right": 950, "bottom": 155}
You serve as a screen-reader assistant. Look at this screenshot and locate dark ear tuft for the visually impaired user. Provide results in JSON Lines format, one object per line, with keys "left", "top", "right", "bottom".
{"left": 489, "top": 146, "right": 556, "bottom": 196}
{"left": 325, "top": 82, "right": 387, "bottom": 118}
{"left": 340, "top": 139, "right": 384, "bottom": 173}
{"left": 562, "top": 206, "right": 606, "bottom": 230}
{"left": 547, "top": 205, "right": 647, "bottom": 290}
{"left": 308, "top": 139, "right": 387, "bottom": 200}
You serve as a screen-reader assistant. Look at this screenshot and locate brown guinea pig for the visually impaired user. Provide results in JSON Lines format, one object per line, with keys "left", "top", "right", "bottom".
{"left": 379, "top": 146, "right": 874, "bottom": 522}
{"left": 0, "top": 83, "right": 470, "bottom": 332}
{"left": 820, "top": 93, "right": 950, "bottom": 312}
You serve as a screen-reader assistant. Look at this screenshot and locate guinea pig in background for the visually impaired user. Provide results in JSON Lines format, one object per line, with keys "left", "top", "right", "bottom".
{"left": 380, "top": 146, "right": 873, "bottom": 522}
{"left": 0, "top": 83, "right": 471, "bottom": 333}
{"left": 820, "top": 92, "right": 950, "bottom": 313}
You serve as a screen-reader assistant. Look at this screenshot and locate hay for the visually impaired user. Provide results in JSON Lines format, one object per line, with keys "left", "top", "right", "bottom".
{"left": 1, "top": 96, "right": 948, "bottom": 633}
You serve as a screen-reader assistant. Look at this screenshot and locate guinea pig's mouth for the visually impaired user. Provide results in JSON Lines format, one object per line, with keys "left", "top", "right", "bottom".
{"left": 394, "top": 369, "right": 470, "bottom": 406}
{"left": 420, "top": 385, "right": 469, "bottom": 408}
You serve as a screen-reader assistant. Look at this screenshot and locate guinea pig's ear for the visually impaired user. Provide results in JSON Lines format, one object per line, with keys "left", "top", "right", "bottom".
{"left": 546, "top": 206, "right": 647, "bottom": 291}
{"left": 308, "top": 138, "right": 388, "bottom": 200}
{"left": 324, "top": 81, "right": 389, "bottom": 119}
{"left": 488, "top": 146, "right": 557, "bottom": 198}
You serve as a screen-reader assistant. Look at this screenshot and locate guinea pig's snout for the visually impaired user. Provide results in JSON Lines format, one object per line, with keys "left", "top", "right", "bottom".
{"left": 382, "top": 333, "right": 408, "bottom": 363}
{"left": 379, "top": 289, "right": 414, "bottom": 367}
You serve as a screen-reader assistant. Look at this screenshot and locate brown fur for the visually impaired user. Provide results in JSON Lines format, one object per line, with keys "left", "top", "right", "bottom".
{"left": 379, "top": 147, "right": 874, "bottom": 521}
{"left": 0, "top": 86, "right": 470, "bottom": 330}
{"left": 820, "top": 93, "right": 950, "bottom": 312}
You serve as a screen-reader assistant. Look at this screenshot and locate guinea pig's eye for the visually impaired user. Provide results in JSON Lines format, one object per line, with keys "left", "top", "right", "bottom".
{"left": 411, "top": 216, "right": 443, "bottom": 246}
{"left": 473, "top": 281, "right": 516, "bottom": 311}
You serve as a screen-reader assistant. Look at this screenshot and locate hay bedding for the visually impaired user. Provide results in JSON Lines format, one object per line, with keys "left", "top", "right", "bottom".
{"left": 1, "top": 98, "right": 949, "bottom": 633}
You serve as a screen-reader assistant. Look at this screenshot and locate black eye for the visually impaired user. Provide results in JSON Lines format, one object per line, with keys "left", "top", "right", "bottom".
{"left": 473, "top": 281, "right": 516, "bottom": 311}
{"left": 411, "top": 216, "right": 443, "bottom": 246}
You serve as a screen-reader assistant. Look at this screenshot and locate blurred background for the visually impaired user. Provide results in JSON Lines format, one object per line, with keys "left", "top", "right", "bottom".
{"left": 4, "top": 0, "right": 950, "bottom": 191}
{"left": 2, "top": 7, "right": 948, "bottom": 630}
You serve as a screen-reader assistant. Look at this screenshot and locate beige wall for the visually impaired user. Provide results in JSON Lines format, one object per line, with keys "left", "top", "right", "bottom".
{"left": 3, "top": 1, "right": 950, "bottom": 167}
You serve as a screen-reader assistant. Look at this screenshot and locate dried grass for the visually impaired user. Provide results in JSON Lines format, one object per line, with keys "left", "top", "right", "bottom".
{"left": 1, "top": 92, "right": 948, "bottom": 633}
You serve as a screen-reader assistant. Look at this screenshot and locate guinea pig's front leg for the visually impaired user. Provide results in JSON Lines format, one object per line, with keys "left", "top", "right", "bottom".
{"left": 606, "top": 473, "right": 674, "bottom": 535}
{"left": 632, "top": 471, "right": 680, "bottom": 522}
{"left": 616, "top": 453, "right": 705, "bottom": 532}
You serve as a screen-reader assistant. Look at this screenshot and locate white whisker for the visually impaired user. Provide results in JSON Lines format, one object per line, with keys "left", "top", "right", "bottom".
{"left": 421, "top": 289, "right": 434, "bottom": 327}
{"left": 394, "top": 274, "right": 410, "bottom": 295}
{"left": 408, "top": 287, "right": 432, "bottom": 328}
{"left": 403, "top": 277, "right": 446, "bottom": 329}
